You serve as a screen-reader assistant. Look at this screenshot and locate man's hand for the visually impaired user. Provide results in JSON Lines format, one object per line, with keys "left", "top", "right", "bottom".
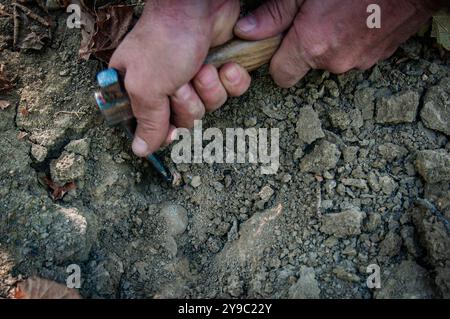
{"left": 110, "top": 0, "right": 251, "bottom": 157}
{"left": 234, "top": 0, "right": 442, "bottom": 88}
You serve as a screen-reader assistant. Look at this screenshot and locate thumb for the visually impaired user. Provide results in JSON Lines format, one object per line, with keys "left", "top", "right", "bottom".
{"left": 127, "top": 88, "right": 171, "bottom": 157}
{"left": 234, "top": 0, "right": 303, "bottom": 40}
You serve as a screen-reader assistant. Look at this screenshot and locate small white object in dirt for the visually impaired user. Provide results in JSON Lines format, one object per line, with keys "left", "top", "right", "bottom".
{"left": 288, "top": 266, "right": 321, "bottom": 299}
{"left": 31, "top": 143, "right": 48, "bottom": 162}
{"left": 320, "top": 208, "right": 366, "bottom": 238}
{"left": 258, "top": 185, "right": 274, "bottom": 202}
{"left": 160, "top": 203, "right": 188, "bottom": 236}
{"left": 190, "top": 175, "right": 201, "bottom": 188}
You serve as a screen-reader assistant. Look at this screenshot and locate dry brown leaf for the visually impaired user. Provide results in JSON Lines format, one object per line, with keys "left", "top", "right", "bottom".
{"left": 78, "top": 2, "right": 135, "bottom": 62}
{"left": 42, "top": 176, "right": 77, "bottom": 200}
{"left": 0, "top": 100, "right": 10, "bottom": 110}
{"left": 0, "top": 64, "right": 13, "bottom": 93}
{"left": 18, "top": 31, "right": 49, "bottom": 50}
{"left": 15, "top": 277, "right": 81, "bottom": 299}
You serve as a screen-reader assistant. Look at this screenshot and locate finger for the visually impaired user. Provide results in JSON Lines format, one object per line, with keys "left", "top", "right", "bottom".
{"left": 269, "top": 25, "right": 311, "bottom": 88}
{"left": 129, "top": 92, "right": 171, "bottom": 157}
{"left": 193, "top": 64, "right": 228, "bottom": 112}
{"left": 170, "top": 83, "right": 206, "bottom": 128}
{"left": 218, "top": 63, "right": 252, "bottom": 97}
{"left": 234, "top": 0, "right": 303, "bottom": 40}
{"left": 162, "top": 124, "right": 177, "bottom": 147}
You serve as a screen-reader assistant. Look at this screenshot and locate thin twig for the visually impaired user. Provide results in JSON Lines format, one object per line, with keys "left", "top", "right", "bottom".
{"left": 13, "top": 4, "right": 19, "bottom": 49}
{"left": 12, "top": 2, "right": 50, "bottom": 27}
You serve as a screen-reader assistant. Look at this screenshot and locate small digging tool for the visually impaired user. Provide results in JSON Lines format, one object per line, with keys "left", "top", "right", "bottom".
{"left": 94, "top": 35, "right": 282, "bottom": 185}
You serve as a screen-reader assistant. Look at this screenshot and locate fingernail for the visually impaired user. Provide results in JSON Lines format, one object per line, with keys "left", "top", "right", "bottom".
{"left": 132, "top": 136, "right": 149, "bottom": 157}
{"left": 169, "top": 129, "right": 178, "bottom": 142}
{"left": 225, "top": 66, "right": 240, "bottom": 84}
{"left": 236, "top": 15, "right": 256, "bottom": 33}
{"left": 198, "top": 69, "right": 216, "bottom": 88}
{"left": 175, "top": 84, "right": 191, "bottom": 100}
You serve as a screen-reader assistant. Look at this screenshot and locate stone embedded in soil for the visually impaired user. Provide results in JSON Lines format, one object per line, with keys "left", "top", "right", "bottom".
{"left": 340, "top": 178, "right": 368, "bottom": 191}
{"left": 378, "top": 143, "right": 407, "bottom": 162}
{"left": 375, "top": 260, "right": 434, "bottom": 299}
{"left": 333, "top": 266, "right": 361, "bottom": 282}
{"left": 31, "top": 143, "right": 47, "bottom": 162}
{"left": 258, "top": 185, "right": 274, "bottom": 203}
{"left": 65, "top": 138, "right": 90, "bottom": 157}
{"left": 415, "top": 149, "right": 450, "bottom": 183}
{"left": 379, "top": 175, "right": 397, "bottom": 195}
{"left": 296, "top": 106, "right": 324, "bottom": 144}
{"left": 435, "top": 266, "right": 450, "bottom": 298}
{"left": 376, "top": 91, "right": 420, "bottom": 124}
{"left": 50, "top": 151, "right": 86, "bottom": 184}
{"left": 288, "top": 266, "right": 320, "bottom": 299}
{"left": 354, "top": 87, "right": 375, "bottom": 120}
{"left": 160, "top": 203, "right": 188, "bottom": 237}
{"left": 190, "top": 175, "right": 201, "bottom": 188}
{"left": 23, "top": 205, "right": 97, "bottom": 263}
{"left": 379, "top": 231, "right": 402, "bottom": 257}
{"left": 299, "top": 140, "right": 341, "bottom": 174}
{"left": 320, "top": 208, "right": 366, "bottom": 238}
{"left": 410, "top": 201, "right": 450, "bottom": 266}
{"left": 420, "top": 78, "right": 450, "bottom": 136}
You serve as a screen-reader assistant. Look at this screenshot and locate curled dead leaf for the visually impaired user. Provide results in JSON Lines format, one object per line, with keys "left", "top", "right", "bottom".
{"left": 41, "top": 175, "right": 76, "bottom": 200}
{"left": 77, "top": 2, "right": 135, "bottom": 62}
{"left": 14, "top": 277, "right": 81, "bottom": 299}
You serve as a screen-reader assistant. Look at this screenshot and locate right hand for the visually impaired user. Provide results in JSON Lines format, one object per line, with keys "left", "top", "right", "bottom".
{"left": 110, "top": 0, "right": 251, "bottom": 157}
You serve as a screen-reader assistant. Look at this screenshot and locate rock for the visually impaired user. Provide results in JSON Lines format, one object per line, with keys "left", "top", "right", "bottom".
{"left": 376, "top": 91, "right": 420, "bottom": 124}
{"left": 378, "top": 143, "right": 408, "bottom": 162}
{"left": 420, "top": 78, "right": 450, "bottom": 136}
{"left": 379, "top": 175, "right": 397, "bottom": 195}
{"left": 354, "top": 87, "right": 375, "bottom": 120}
{"left": 320, "top": 208, "right": 366, "bottom": 238}
{"left": 329, "top": 109, "right": 350, "bottom": 130}
{"left": 288, "top": 266, "right": 321, "bottom": 299}
{"left": 20, "top": 205, "right": 97, "bottom": 263}
{"left": 50, "top": 151, "right": 86, "bottom": 184}
{"left": 258, "top": 185, "right": 274, "bottom": 202}
{"left": 160, "top": 203, "right": 188, "bottom": 237}
{"left": 415, "top": 149, "right": 450, "bottom": 183}
{"left": 296, "top": 106, "right": 324, "bottom": 144}
{"left": 300, "top": 141, "right": 341, "bottom": 174}
{"left": 333, "top": 266, "right": 361, "bottom": 282}
{"left": 410, "top": 201, "right": 450, "bottom": 266}
{"left": 379, "top": 231, "right": 402, "bottom": 257}
{"left": 31, "top": 143, "right": 47, "bottom": 162}
{"left": 65, "top": 138, "right": 90, "bottom": 157}
{"left": 424, "top": 182, "right": 450, "bottom": 219}
{"left": 365, "top": 213, "right": 382, "bottom": 232}
{"left": 341, "top": 178, "right": 368, "bottom": 191}
{"left": 342, "top": 146, "right": 359, "bottom": 163}
{"left": 435, "top": 266, "right": 450, "bottom": 298}
{"left": 227, "top": 274, "right": 243, "bottom": 297}
{"left": 190, "top": 175, "right": 201, "bottom": 188}
{"left": 375, "top": 260, "right": 434, "bottom": 299}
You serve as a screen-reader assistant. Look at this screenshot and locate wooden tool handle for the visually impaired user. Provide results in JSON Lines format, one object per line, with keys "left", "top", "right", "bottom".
{"left": 205, "top": 35, "right": 282, "bottom": 71}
